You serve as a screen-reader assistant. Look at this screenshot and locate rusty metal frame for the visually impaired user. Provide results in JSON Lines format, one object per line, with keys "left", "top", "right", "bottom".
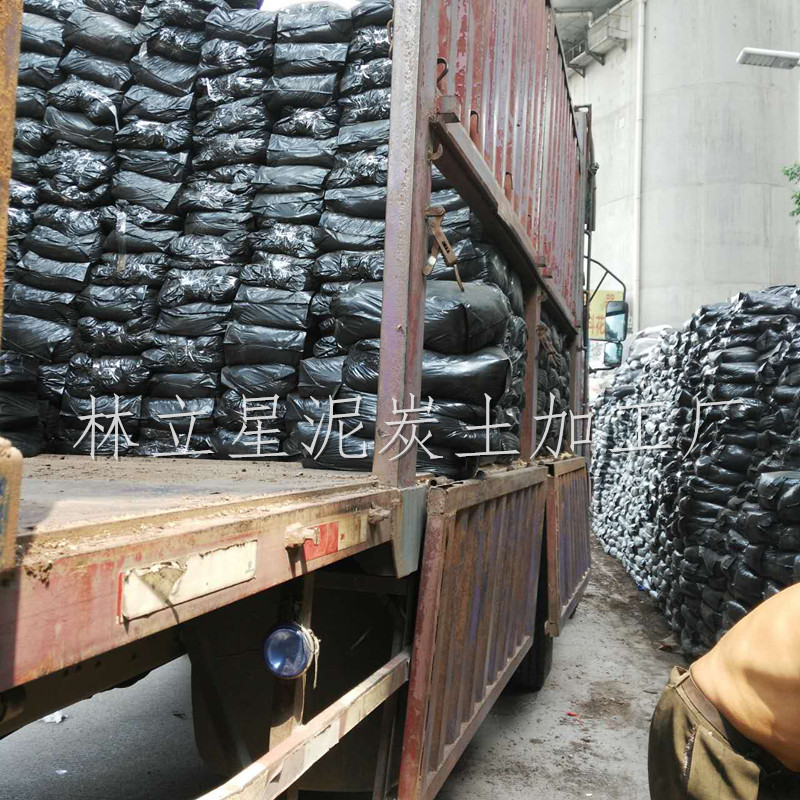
{"left": 196, "top": 649, "right": 411, "bottom": 800}
{"left": 372, "top": 0, "right": 441, "bottom": 486}
{"left": 398, "top": 466, "right": 548, "bottom": 800}
{"left": 0, "top": 0, "right": 22, "bottom": 338}
{"left": 544, "top": 457, "right": 591, "bottom": 636}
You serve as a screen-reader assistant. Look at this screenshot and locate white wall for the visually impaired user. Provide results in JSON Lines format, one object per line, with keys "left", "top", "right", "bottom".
{"left": 569, "top": 0, "right": 800, "bottom": 331}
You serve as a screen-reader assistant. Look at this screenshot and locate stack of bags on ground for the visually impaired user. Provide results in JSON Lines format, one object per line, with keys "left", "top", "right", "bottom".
{"left": 591, "top": 287, "right": 800, "bottom": 656}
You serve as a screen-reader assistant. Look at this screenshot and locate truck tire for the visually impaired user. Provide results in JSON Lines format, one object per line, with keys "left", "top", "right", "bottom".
{"left": 511, "top": 543, "right": 553, "bottom": 692}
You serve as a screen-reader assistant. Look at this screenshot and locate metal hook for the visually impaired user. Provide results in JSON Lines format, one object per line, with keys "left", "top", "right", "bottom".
{"left": 436, "top": 57, "right": 449, "bottom": 88}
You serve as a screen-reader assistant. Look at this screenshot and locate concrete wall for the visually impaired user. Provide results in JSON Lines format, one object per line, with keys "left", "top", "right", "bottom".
{"left": 569, "top": 0, "right": 800, "bottom": 331}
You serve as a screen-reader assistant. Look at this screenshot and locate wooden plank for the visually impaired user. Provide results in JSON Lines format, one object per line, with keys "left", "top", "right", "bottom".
{"left": 198, "top": 650, "right": 411, "bottom": 800}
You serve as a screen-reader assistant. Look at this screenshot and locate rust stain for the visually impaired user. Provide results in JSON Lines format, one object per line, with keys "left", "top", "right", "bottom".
{"left": 0, "top": 0, "right": 24, "bottom": 340}
{"left": 24, "top": 558, "right": 53, "bottom": 586}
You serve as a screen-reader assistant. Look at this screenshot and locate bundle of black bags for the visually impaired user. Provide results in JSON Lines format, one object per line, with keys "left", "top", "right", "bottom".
{"left": 3, "top": 0, "right": 85, "bottom": 450}
{"left": 592, "top": 287, "right": 800, "bottom": 656}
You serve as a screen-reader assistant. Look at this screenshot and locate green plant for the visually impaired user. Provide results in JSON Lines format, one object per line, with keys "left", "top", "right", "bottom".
{"left": 783, "top": 163, "right": 800, "bottom": 217}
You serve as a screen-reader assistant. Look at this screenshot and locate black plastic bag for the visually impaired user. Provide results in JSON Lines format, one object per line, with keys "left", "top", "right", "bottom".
{"left": 314, "top": 250, "right": 384, "bottom": 281}
{"left": 5, "top": 281, "right": 80, "bottom": 326}
{"left": 44, "top": 106, "right": 115, "bottom": 150}
{"left": 38, "top": 364, "right": 68, "bottom": 403}
{"left": 339, "top": 87, "right": 390, "bottom": 125}
{"left": 251, "top": 221, "right": 324, "bottom": 259}
{"left": 0, "top": 389, "right": 42, "bottom": 429}
{"left": 221, "top": 363, "right": 297, "bottom": 396}
{"left": 312, "top": 336, "right": 346, "bottom": 358}
{"left": 77, "top": 316, "right": 156, "bottom": 355}
{"left": 347, "top": 25, "right": 391, "bottom": 61}
{"left": 84, "top": 0, "right": 146, "bottom": 23}
{"left": 112, "top": 170, "right": 182, "bottom": 214}
{"left": 185, "top": 211, "right": 255, "bottom": 237}
{"left": 197, "top": 68, "right": 268, "bottom": 106}
{"left": 133, "top": 0, "right": 211, "bottom": 36}
{"left": 27, "top": 219, "right": 102, "bottom": 264}
{"left": 193, "top": 163, "right": 260, "bottom": 184}
{"left": 143, "top": 333, "right": 224, "bottom": 372}
{"left": 141, "top": 397, "right": 215, "bottom": 433}
{"left": 156, "top": 302, "right": 232, "bottom": 337}
{"left": 340, "top": 58, "right": 391, "bottom": 95}
{"left": 116, "top": 148, "right": 188, "bottom": 184}
{"left": 266, "top": 134, "right": 338, "bottom": 168}
{"left": 215, "top": 390, "right": 288, "bottom": 432}
{"left": 343, "top": 339, "right": 511, "bottom": 404}
{"left": 209, "top": 426, "right": 282, "bottom": 458}
{"left": 252, "top": 192, "right": 324, "bottom": 224}
{"left": 94, "top": 253, "right": 170, "bottom": 286}
{"left": 130, "top": 50, "right": 199, "bottom": 97}
{"left": 254, "top": 164, "right": 329, "bottom": 193}
{"left": 4, "top": 426, "right": 43, "bottom": 458}
{"left": 121, "top": 84, "right": 194, "bottom": 123}
{"left": 14, "top": 118, "right": 49, "bottom": 156}
{"left": 148, "top": 371, "right": 221, "bottom": 399}
{"left": 179, "top": 180, "right": 255, "bottom": 213}
{"left": 103, "top": 208, "right": 181, "bottom": 254}
{"left": 3, "top": 314, "right": 78, "bottom": 362}
{"left": 757, "top": 472, "right": 800, "bottom": 522}
{"left": 199, "top": 39, "right": 273, "bottom": 77}
{"left": 16, "top": 85, "right": 47, "bottom": 119}
{"left": 26, "top": 0, "right": 83, "bottom": 23}
{"left": 148, "top": 26, "right": 205, "bottom": 63}
{"left": 59, "top": 47, "right": 132, "bottom": 90}
{"left": 11, "top": 150, "right": 41, "bottom": 184}
{"left": 115, "top": 119, "right": 193, "bottom": 151}
{"left": 16, "top": 253, "right": 91, "bottom": 293}
{"left": 159, "top": 266, "right": 240, "bottom": 307}
{"left": 64, "top": 9, "right": 137, "bottom": 60}
{"left": 0, "top": 352, "right": 37, "bottom": 390}
{"left": 66, "top": 353, "right": 150, "bottom": 398}
{"left": 39, "top": 145, "right": 116, "bottom": 189}
{"left": 193, "top": 133, "right": 267, "bottom": 168}
{"left": 80, "top": 284, "right": 159, "bottom": 323}
{"left": 273, "top": 42, "right": 348, "bottom": 76}
{"left": 352, "top": 0, "right": 393, "bottom": 28}
{"left": 37, "top": 178, "right": 110, "bottom": 209}
{"left": 324, "top": 186, "right": 386, "bottom": 218}
{"left": 48, "top": 77, "right": 122, "bottom": 124}
{"left": 273, "top": 104, "right": 340, "bottom": 139}
{"left": 224, "top": 322, "right": 307, "bottom": 367}
{"left": 265, "top": 74, "right": 339, "bottom": 110}
{"left": 169, "top": 233, "right": 248, "bottom": 265}
{"left": 298, "top": 356, "right": 344, "bottom": 397}
{"left": 232, "top": 287, "right": 313, "bottom": 330}
{"left": 21, "top": 13, "right": 65, "bottom": 57}
{"left": 9, "top": 180, "right": 39, "bottom": 209}
{"left": 325, "top": 146, "right": 388, "bottom": 187}
{"left": 320, "top": 211, "right": 385, "bottom": 251}
{"left": 240, "top": 256, "right": 317, "bottom": 291}
{"left": 276, "top": 4, "right": 352, "bottom": 43}
{"left": 206, "top": 6, "right": 277, "bottom": 44}
{"left": 337, "top": 119, "right": 390, "bottom": 151}
{"left": 8, "top": 208, "right": 34, "bottom": 237}
{"left": 194, "top": 97, "right": 271, "bottom": 138}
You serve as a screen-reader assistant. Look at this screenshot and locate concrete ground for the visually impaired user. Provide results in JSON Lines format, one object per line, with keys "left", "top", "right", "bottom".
{"left": 0, "top": 538, "right": 682, "bottom": 800}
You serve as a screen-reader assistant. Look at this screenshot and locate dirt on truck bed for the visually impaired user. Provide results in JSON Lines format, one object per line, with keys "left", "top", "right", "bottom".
{"left": 19, "top": 455, "right": 376, "bottom": 550}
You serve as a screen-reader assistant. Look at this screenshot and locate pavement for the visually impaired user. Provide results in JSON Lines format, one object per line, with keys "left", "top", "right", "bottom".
{"left": 0, "top": 538, "right": 683, "bottom": 800}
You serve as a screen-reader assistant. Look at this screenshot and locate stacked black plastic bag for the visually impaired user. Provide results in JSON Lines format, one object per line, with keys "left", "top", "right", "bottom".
{"left": 591, "top": 287, "right": 800, "bottom": 657}
{"left": 535, "top": 312, "right": 571, "bottom": 456}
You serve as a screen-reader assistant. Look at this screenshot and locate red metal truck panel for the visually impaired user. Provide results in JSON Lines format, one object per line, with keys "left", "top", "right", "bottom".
{"left": 435, "top": 2, "right": 582, "bottom": 321}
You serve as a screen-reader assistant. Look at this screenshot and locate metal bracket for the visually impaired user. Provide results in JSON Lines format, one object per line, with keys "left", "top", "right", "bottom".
{"left": 424, "top": 206, "right": 463, "bottom": 289}
{"left": 284, "top": 525, "right": 321, "bottom": 549}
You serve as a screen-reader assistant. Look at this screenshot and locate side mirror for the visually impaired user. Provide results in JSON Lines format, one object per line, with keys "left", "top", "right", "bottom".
{"left": 605, "top": 299, "right": 629, "bottom": 342}
{"left": 603, "top": 341, "right": 623, "bottom": 368}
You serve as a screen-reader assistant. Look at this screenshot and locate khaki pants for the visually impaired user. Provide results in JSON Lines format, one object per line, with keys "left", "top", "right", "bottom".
{"left": 648, "top": 666, "right": 800, "bottom": 799}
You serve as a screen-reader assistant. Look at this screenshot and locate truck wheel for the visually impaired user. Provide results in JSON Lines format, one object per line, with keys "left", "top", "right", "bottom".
{"left": 511, "top": 545, "right": 553, "bottom": 692}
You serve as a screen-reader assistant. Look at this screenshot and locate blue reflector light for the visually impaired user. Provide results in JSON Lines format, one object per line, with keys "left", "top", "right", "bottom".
{"left": 263, "top": 623, "right": 315, "bottom": 679}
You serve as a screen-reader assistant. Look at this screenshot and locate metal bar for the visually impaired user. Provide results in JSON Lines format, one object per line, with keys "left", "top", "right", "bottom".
{"left": 373, "top": 0, "right": 441, "bottom": 487}
{"left": 0, "top": 0, "right": 23, "bottom": 333}
{"left": 197, "top": 650, "right": 411, "bottom": 800}
{"left": 431, "top": 119, "right": 578, "bottom": 334}
{"left": 520, "top": 286, "right": 542, "bottom": 458}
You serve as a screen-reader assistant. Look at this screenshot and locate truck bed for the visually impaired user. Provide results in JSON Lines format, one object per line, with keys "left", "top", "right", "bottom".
{"left": 2, "top": 456, "right": 403, "bottom": 692}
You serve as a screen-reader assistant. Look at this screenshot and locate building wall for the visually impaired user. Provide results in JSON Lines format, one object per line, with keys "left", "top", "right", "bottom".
{"left": 569, "top": 0, "right": 800, "bottom": 332}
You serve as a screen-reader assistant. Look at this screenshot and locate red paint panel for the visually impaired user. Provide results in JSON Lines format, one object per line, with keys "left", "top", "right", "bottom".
{"left": 303, "top": 521, "right": 340, "bottom": 560}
